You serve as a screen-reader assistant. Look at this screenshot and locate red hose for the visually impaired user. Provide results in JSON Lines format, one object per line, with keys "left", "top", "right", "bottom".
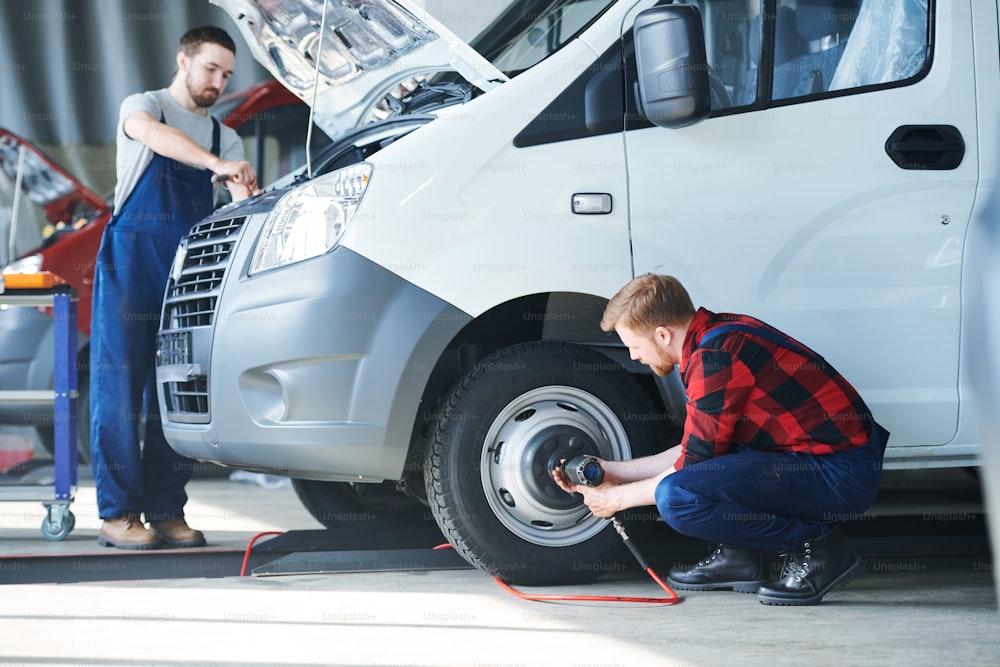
{"left": 244, "top": 535, "right": 681, "bottom": 603}
{"left": 240, "top": 531, "right": 284, "bottom": 576}
{"left": 436, "top": 542, "right": 681, "bottom": 605}
{"left": 494, "top": 570, "right": 679, "bottom": 605}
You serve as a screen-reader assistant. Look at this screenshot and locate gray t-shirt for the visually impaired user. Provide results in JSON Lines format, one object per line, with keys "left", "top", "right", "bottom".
{"left": 112, "top": 88, "right": 244, "bottom": 214}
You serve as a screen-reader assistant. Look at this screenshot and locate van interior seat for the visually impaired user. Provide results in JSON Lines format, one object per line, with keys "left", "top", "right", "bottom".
{"left": 773, "top": 0, "right": 860, "bottom": 99}
{"left": 829, "top": 0, "right": 929, "bottom": 91}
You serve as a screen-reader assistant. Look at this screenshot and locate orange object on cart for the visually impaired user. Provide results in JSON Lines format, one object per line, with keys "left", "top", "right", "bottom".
{"left": 1, "top": 271, "right": 65, "bottom": 290}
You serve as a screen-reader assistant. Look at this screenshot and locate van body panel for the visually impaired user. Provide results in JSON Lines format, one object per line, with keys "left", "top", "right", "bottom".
{"left": 339, "top": 34, "right": 635, "bottom": 313}
{"left": 160, "top": 0, "right": 995, "bottom": 474}
{"left": 626, "top": 5, "right": 978, "bottom": 448}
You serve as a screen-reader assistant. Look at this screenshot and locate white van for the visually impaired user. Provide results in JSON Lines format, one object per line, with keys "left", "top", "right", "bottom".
{"left": 155, "top": 0, "right": 995, "bottom": 584}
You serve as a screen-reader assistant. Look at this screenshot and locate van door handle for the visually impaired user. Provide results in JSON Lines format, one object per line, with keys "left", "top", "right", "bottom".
{"left": 885, "top": 125, "right": 965, "bottom": 170}
{"left": 572, "top": 193, "right": 612, "bottom": 214}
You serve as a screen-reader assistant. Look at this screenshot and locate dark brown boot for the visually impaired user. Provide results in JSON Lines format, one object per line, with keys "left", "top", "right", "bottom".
{"left": 98, "top": 513, "right": 162, "bottom": 550}
{"left": 150, "top": 517, "right": 206, "bottom": 548}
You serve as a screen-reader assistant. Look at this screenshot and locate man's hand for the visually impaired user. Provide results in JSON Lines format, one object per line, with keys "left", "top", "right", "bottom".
{"left": 552, "top": 465, "right": 621, "bottom": 519}
{"left": 212, "top": 159, "right": 260, "bottom": 201}
{"left": 552, "top": 454, "right": 675, "bottom": 519}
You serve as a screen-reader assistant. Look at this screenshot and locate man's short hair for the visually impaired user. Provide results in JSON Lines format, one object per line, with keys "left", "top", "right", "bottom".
{"left": 179, "top": 25, "right": 237, "bottom": 58}
{"left": 600, "top": 273, "right": 696, "bottom": 333}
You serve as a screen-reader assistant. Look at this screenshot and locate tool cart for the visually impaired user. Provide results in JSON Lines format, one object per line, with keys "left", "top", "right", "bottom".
{"left": 0, "top": 273, "right": 78, "bottom": 540}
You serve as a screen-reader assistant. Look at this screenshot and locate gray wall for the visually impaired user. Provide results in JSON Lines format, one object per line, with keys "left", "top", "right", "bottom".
{"left": 1, "top": 0, "right": 271, "bottom": 146}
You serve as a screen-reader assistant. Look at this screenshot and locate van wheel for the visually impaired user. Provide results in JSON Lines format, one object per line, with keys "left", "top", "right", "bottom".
{"left": 424, "top": 341, "right": 670, "bottom": 586}
{"left": 292, "top": 479, "right": 430, "bottom": 528}
{"left": 37, "top": 365, "right": 91, "bottom": 465}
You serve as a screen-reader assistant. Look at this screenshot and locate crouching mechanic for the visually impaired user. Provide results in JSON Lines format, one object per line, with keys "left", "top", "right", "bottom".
{"left": 552, "top": 274, "right": 890, "bottom": 605}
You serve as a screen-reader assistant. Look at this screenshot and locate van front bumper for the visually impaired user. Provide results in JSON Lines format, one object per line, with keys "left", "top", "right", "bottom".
{"left": 156, "top": 243, "right": 470, "bottom": 482}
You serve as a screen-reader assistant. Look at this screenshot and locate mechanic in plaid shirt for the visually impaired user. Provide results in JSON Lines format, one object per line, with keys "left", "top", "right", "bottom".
{"left": 552, "top": 273, "right": 890, "bottom": 606}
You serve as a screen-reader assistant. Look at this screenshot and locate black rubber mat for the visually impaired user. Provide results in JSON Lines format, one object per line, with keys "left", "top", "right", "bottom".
{"left": 252, "top": 547, "right": 472, "bottom": 576}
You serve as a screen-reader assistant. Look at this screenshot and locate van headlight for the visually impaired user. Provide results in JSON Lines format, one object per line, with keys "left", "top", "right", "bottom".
{"left": 249, "top": 162, "right": 373, "bottom": 275}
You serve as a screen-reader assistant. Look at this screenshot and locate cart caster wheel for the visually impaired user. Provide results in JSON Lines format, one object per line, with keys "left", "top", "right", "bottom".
{"left": 41, "top": 510, "right": 75, "bottom": 541}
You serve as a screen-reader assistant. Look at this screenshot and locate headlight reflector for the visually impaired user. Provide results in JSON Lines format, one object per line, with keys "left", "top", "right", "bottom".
{"left": 249, "top": 162, "right": 372, "bottom": 274}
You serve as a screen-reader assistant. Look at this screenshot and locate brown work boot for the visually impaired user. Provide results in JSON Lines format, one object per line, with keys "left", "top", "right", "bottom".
{"left": 150, "top": 516, "right": 206, "bottom": 548}
{"left": 98, "top": 513, "right": 162, "bottom": 550}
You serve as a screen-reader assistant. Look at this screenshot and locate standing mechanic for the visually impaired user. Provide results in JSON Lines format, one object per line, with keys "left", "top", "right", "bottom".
{"left": 553, "top": 273, "right": 890, "bottom": 605}
{"left": 90, "top": 26, "right": 258, "bottom": 550}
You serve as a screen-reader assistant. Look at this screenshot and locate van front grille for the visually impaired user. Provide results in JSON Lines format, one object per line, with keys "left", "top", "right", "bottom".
{"left": 159, "top": 215, "right": 248, "bottom": 421}
{"left": 162, "top": 216, "right": 245, "bottom": 329}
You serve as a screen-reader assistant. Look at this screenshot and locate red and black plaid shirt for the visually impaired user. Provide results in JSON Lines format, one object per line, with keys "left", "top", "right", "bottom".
{"left": 677, "top": 308, "right": 872, "bottom": 469}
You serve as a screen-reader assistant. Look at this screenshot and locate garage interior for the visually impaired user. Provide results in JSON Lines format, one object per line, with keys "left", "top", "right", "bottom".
{"left": 1, "top": 1, "right": 998, "bottom": 665}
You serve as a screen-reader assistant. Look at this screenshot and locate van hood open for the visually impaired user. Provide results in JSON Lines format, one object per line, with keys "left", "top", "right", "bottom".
{"left": 211, "top": 0, "right": 507, "bottom": 140}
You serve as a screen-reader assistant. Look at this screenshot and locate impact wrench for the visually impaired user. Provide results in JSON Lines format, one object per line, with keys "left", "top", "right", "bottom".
{"left": 559, "top": 455, "right": 664, "bottom": 581}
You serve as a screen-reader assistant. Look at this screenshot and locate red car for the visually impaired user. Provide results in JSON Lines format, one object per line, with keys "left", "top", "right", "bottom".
{"left": 0, "top": 81, "right": 326, "bottom": 463}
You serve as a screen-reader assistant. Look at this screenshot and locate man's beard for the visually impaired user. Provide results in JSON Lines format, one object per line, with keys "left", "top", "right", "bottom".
{"left": 191, "top": 88, "right": 219, "bottom": 108}
{"left": 188, "top": 77, "right": 220, "bottom": 108}
{"left": 649, "top": 362, "right": 672, "bottom": 377}
{"left": 647, "top": 348, "right": 675, "bottom": 377}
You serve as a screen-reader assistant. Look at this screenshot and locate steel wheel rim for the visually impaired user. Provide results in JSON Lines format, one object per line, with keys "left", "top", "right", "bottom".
{"left": 479, "top": 385, "right": 631, "bottom": 547}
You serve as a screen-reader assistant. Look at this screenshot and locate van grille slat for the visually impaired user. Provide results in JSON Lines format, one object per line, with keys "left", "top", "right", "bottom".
{"left": 160, "top": 215, "right": 247, "bottom": 420}
{"left": 163, "top": 378, "right": 209, "bottom": 418}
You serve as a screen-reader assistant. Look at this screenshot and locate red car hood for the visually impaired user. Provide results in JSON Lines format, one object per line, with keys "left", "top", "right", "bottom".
{"left": 0, "top": 128, "right": 110, "bottom": 226}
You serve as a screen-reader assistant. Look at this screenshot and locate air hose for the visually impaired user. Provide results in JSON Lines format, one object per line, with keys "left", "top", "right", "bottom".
{"left": 240, "top": 455, "right": 681, "bottom": 604}
{"left": 487, "top": 516, "right": 681, "bottom": 605}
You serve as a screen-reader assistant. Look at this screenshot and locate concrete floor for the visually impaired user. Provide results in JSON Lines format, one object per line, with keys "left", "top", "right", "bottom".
{"left": 1, "top": 560, "right": 997, "bottom": 667}
{"left": 0, "top": 463, "right": 998, "bottom": 666}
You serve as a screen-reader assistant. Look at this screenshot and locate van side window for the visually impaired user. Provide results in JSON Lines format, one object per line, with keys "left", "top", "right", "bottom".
{"left": 772, "top": 0, "right": 929, "bottom": 100}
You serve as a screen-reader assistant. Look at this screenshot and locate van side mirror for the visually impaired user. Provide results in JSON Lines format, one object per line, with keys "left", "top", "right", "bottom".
{"left": 633, "top": 5, "right": 711, "bottom": 129}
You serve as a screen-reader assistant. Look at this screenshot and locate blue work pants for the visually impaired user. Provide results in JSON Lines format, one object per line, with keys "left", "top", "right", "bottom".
{"left": 655, "top": 422, "right": 889, "bottom": 551}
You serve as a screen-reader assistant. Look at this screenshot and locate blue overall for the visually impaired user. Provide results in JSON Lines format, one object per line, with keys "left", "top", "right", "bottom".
{"left": 89, "top": 117, "right": 219, "bottom": 521}
{"left": 654, "top": 325, "right": 891, "bottom": 552}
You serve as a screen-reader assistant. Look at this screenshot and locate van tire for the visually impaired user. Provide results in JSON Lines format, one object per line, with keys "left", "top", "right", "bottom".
{"left": 292, "top": 478, "right": 430, "bottom": 528}
{"left": 424, "top": 341, "right": 670, "bottom": 586}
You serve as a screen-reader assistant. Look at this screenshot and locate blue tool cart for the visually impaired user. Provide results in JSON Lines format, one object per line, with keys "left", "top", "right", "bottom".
{"left": 0, "top": 279, "right": 79, "bottom": 540}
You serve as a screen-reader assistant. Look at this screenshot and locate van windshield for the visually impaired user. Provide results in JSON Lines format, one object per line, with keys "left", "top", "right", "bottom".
{"left": 464, "top": 0, "right": 617, "bottom": 76}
